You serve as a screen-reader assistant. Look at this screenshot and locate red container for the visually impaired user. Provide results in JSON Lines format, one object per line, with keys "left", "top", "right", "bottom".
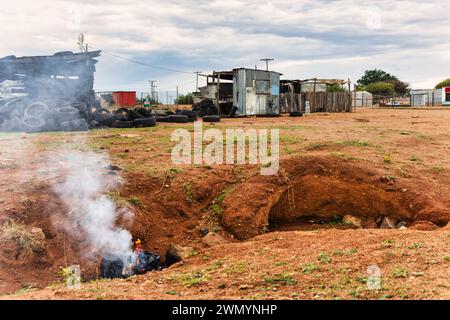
{"left": 112, "top": 91, "right": 136, "bottom": 107}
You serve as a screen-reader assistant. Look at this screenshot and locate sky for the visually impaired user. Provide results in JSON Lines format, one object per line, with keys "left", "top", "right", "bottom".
{"left": 0, "top": 0, "right": 449, "bottom": 98}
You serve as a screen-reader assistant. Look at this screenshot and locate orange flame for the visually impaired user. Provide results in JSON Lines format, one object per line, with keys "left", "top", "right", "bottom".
{"left": 135, "top": 239, "right": 142, "bottom": 252}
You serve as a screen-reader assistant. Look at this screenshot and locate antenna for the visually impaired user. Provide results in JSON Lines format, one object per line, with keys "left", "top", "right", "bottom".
{"left": 77, "top": 33, "right": 86, "bottom": 52}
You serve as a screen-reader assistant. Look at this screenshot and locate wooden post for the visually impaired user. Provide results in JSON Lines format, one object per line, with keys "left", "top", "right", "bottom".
{"left": 217, "top": 73, "right": 221, "bottom": 115}
{"left": 313, "top": 78, "right": 317, "bottom": 112}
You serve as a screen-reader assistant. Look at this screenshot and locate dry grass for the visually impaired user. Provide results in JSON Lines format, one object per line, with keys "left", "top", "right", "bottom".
{"left": 0, "top": 219, "right": 42, "bottom": 256}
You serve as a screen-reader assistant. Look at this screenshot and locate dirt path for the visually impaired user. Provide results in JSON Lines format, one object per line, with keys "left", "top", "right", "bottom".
{"left": 9, "top": 229, "right": 450, "bottom": 300}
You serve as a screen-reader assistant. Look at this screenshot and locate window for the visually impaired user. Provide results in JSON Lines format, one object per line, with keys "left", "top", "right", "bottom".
{"left": 446, "top": 93, "right": 450, "bottom": 101}
{"left": 255, "top": 80, "right": 269, "bottom": 94}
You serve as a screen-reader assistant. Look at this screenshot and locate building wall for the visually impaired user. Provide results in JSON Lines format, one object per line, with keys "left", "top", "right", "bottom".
{"left": 410, "top": 89, "right": 442, "bottom": 106}
{"left": 353, "top": 91, "right": 373, "bottom": 107}
{"left": 300, "top": 83, "right": 327, "bottom": 93}
{"left": 233, "top": 69, "right": 280, "bottom": 115}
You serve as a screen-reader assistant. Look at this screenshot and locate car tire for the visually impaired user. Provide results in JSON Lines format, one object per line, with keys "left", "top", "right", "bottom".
{"left": 202, "top": 115, "right": 221, "bottom": 122}
{"left": 289, "top": 111, "right": 303, "bottom": 117}
{"left": 167, "top": 115, "right": 189, "bottom": 123}
{"left": 111, "top": 120, "right": 134, "bottom": 128}
{"left": 133, "top": 117, "right": 156, "bottom": 127}
{"left": 155, "top": 116, "right": 168, "bottom": 122}
{"left": 134, "top": 107, "right": 152, "bottom": 118}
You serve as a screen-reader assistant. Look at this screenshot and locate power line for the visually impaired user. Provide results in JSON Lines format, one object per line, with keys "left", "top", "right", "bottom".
{"left": 88, "top": 45, "right": 193, "bottom": 75}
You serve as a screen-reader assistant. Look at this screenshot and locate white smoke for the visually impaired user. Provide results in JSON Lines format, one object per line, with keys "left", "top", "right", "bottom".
{"left": 52, "top": 146, "right": 134, "bottom": 262}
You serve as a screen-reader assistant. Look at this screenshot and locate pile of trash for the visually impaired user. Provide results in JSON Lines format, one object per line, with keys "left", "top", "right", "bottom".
{"left": 192, "top": 99, "right": 218, "bottom": 117}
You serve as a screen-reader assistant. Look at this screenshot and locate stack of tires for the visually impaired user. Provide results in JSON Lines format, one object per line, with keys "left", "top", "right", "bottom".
{"left": 0, "top": 99, "right": 90, "bottom": 132}
{"left": 159, "top": 110, "right": 198, "bottom": 123}
{"left": 93, "top": 107, "right": 156, "bottom": 128}
{"left": 192, "top": 99, "right": 218, "bottom": 117}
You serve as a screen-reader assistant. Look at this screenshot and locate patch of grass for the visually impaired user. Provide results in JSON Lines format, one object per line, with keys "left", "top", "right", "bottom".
{"left": 165, "top": 290, "right": 177, "bottom": 295}
{"left": 0, "top": 220, "right": 42, "bottom": 256}
{"left": 127, "top": 196, "right": 141, "bottom": 206}
{"left": 183, "top": 182, "right": 195, "bottom": 204}
{"left": 301, "top": 263, "right": 320, "bottom": 274}
{"left": 391, "top": 268, "right": 408, "bottom": 278}
{"left": 340, "top": 140, "right": 369, "bottom": 147}
{"left": 384, "top": 154, "right": 392, "bottom": 164}
{"left": 206, "top": 260, "right": 224, "bottom": 272}
{"left": 264, "top": 272, "right": 297, "bottom": 286}
{"left": 179, "top": 272, "right": 208, "bottom": 288}
{"left": 12, "top": 283, "right": 37, "bottom": 296}
{"left": 274, "top": 261, "right": 287, "bottom": 267}
{"left": 283, "top": 146, "right": 295, "bottom": 155}
{"left": 325, "top": 215, "right": 345, "bottom": 226}
{"left": 430, "top": 165, "right": 445, "bottom": 174}
{"left": 415, "top": 133, "right": 434, "bottom": 141}
{"left": 307, "top": 142, "right": 329, "bottom": 150}
{"left": 280, "top": 136, "right": 302, "bottom": 144}
{"left": 443, "top": 256, "right": 450, "bottom": 261}
{"left": 216, "top": 188, "right": 232, "bottom": 204}
{"left": 318, "top": 253, "right": 331, "bottom": 264}
{"left": 187, "top": 248, "right": 200, "bottom": 258}
{"left": 224, "top": 262, "right": 247, "bottom": 276}
{"left": 209, "top": 204, "right": 223, "bottom": 217}
{"left": 410, "top": 155, "right": 420, "bottom": 162}
{"left": 382, "top": 239, "right": 394, "bottom": 247}
{"left": 333, "top": 248, "right": 358, "bottom": 256}
{"left": 167, "top": 167, "right": 182, "bottom": 176}
{"left": 408, "top": 242, "right": 423, "bottom": 250}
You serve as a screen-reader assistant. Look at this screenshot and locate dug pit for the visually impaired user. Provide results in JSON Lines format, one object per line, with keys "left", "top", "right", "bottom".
{"left": 221, "top": 156, "right": 450, "bottom": 239}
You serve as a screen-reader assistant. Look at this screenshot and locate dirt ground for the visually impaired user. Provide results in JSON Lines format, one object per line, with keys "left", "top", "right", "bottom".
{"left": 1, "top": 107, "right": 449, "bottom": 300}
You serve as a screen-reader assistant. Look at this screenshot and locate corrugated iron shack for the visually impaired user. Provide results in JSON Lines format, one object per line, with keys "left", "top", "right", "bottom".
{"left": 198, "top": 68, "right": 281, "bottom": 116}
{"left": 233, "top": 68, "right": 281, "bottom": 116}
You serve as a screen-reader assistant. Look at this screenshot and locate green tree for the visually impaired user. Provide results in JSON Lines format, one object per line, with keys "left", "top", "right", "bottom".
{"left": 435, "top": 78, "right": 450, "bottom": 89}
{"left": 176, "top": 93, "right": 193, "bottom": 104}
{"left": 357, "top": 69, "right": 398, "bottom": 87}
{"left": 388, "top": 80, "right": 410, "bottom": 95}
{"left": 365, "top": 82, "right": 395, "bottom": 96}
{"left": 327, "top": 84, "right": 346, "bottom": 92}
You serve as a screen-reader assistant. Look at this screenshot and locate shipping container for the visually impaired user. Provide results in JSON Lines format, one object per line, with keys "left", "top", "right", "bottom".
{"left": 112, "top": 91, "right": 136, "bottom": 107}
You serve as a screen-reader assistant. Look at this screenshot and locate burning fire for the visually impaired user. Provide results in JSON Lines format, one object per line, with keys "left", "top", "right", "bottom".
{"left": 100, "top": 238, "right": 160, "bottom": 279}
{"left": 134, "top": 239, "right": 142, "bottom": 252}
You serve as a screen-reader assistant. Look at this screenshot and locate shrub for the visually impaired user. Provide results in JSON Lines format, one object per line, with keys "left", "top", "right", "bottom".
{"left": 365, "top": 82, "right": 395, "bottom": 96}
{"left": 435, "top": 79, "right": 450, "bottom": 89}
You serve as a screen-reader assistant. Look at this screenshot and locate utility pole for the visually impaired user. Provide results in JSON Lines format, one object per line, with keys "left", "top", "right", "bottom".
{"left": 260, "top": 58, "right": 274, "bottom": 71}
{"left": 176, "top": 86, "right": 179, "bottom": 107}
{"left": 194, "top": 71, "right": 202, "bottom": 92}
{"left": 148, "top": 80, "right": 157, "bottom": 101}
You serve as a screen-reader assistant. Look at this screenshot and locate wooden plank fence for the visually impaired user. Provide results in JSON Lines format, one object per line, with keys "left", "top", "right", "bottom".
{"left": 280, "top": 92, "right": 353, "bottom": 113}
